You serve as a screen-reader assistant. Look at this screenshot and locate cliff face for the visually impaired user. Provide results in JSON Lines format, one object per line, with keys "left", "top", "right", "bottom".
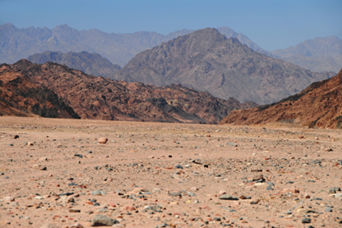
{"left": 2, "top": 60, "right": 256, "bottom": 123}
{"left": 0, "top": 63, "right": 80, "bottom": 118}
{"left": 220, "top": 69, "right": 342, "bottom": 129}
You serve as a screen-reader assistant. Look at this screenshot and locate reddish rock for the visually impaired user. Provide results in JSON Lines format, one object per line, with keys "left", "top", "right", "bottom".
{"left": 220, "top": 69, "right": 342, "bottom": 129}
{"left": 98, "top": 137, "right": 108, "bottom": 144}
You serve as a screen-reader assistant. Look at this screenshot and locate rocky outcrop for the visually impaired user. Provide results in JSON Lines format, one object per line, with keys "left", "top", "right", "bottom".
{"left": 220, "top": 69, "right": 342, "bottom": 129}
{"left": 0, "top": 63, "right": 80, "bottom": 118}
{"left": 3, "top": 60, "right": 256, "bottom": 123}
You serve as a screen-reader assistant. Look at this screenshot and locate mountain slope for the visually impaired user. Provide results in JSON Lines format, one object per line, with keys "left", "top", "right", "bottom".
{"left": 113, "top": 28, "right": 334, "bottom": 104}
{"left": 220, "top": 69, "right": 342, "bottom": 129}
{"left": 0, "top": 23, "right": 269, "bottom": 66}
{"left": 272, "top": 36, "right": 342, "bottom": 73}
{"left": 3, "top": 60, "right": 256, "bottom": 123}
{"left": 0, "top": 63, "right": 80, "bottom": 118}
{"left": 28, "top": 51, "right": 121, "bottom": 77}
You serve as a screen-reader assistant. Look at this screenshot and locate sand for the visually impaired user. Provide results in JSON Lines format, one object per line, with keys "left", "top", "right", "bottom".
{"left": 0, "top": 116, "right": 341, "bottom": 228}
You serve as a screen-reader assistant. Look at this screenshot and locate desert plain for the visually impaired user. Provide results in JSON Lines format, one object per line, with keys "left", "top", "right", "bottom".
{"left": 0, "top": 116, "right": 341, "bottom": 228}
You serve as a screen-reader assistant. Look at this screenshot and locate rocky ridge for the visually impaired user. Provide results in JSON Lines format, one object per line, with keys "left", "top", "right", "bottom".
{"left": 0, "top": 63, "right": 80, "bottom": 118}
{"left": 2, "top": 60, "right": 256, "bottom": 123}
{"left": 28, "top": 51, "right": 121, "bottom": 77}
{"left": 220, "top": 69, "right": 342, "bottom": 129}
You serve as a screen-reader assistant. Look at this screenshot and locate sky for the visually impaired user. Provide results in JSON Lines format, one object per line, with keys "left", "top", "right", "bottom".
{"left": 1, "top": 0, "right": 342, "bottom": 51}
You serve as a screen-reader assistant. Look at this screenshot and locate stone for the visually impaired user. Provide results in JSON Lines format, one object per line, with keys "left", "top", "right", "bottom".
{"left": 90, "top": 214, "right": 119, "bottom": 226}
{"left": 325, "top": 208, "right": 333, "bottom": 212}
{"left": 98, "top": 137, "right": 108, "bottom": 144}
{"left": 219, "top": 194, "right": 239, "bottom": 200}
{"left": 252, "top": 174, "right": 265, "bottom": 182}
{"left": 69, "top": 209, "right": 81, "bottom": 213}
{"left": 91, "top": 190, "right": 106, "bottom": 195}
{"left": 69, "top": 223, "right": 84, "bottom": 228}
{"left": 301, "top": 218, "right": 311, "bottom": 223}
{"left": 39, "top": 157, "right": 48, "bottom": 161}
{"left": 329, "top": 186, "right": 341, "bottom": 193}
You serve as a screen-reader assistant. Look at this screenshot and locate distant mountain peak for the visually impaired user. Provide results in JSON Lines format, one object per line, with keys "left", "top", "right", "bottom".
{"left": 115, "top": 29, "right": 334, "bottom": 104}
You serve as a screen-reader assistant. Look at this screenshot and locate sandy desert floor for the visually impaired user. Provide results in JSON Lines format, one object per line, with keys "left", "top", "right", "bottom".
{"left": 0, "top": 116, "right": 341, "bottom": 228}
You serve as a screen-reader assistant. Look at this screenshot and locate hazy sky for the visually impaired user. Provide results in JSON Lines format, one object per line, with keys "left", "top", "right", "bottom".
{"left": 2, "top": 0, "right": 341, "bottom": 51}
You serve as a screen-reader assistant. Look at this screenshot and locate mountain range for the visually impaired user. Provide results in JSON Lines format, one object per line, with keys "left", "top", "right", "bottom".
{"left": 0, "top": 60, "right": 256, "bottom": 123}
{"left": 113, "top": 28, "right": 334, "bottom": 104}
{"left": 28, "top": 51, "right": 121, "bottom": 77}
{"left": 272, "top": 36, "right": 342, "bottom": 73}
{"left": 0, "top": 23, "right": 267, "bottom": 66}
{"left": 220, "top": 68, "right": 342, "bottom": 129}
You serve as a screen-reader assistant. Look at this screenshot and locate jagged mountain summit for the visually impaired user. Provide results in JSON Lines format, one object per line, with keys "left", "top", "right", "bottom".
{"left": 113, "top": 28, "right": 334, "bottom": 104}
{"left": 0, "top": 23, "right": 269, "bottom": 66}
{"left": 0, "top": 60, "right": 256, "bottom": 123}
{"left": 220, "top": 69, "right": 342, "bottom": 129}
{"left": 28, "top": 51, "right": 121, "bottom": 77}
{"left": 272, "top": 36, "right": 342, "bottom": 73}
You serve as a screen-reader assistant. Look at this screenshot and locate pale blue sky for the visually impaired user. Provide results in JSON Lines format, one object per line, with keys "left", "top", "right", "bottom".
{"left": 2, "top": 0, "right": 341, "bottom": 51}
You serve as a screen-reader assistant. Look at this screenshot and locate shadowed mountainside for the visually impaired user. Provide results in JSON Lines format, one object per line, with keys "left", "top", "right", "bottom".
{"left": 113, "top": 28, "right": 334, "bottom": 104}
{"left": 28, "top": 51, "right": 121, "bottom": 77}
{"left": 0, "top": 64, "right": 80, "bottom": 118}
{"left": 1, "top": 60, "right": 256, "bottom": 123}
{"left": 220, "top": 69, "right": 342, "bottom": 129}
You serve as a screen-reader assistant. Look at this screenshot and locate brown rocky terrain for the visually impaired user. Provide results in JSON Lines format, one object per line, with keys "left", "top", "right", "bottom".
{"left": 0, "top": 64, "right": 80, "bottom": 119}
{"left": 0, "top": 117, "right": 342, "bottom": 228}
{"left": 1, "top": 60, "right": 256, "bottom": 123}
{"left": 113, "top": 28, "right": 334, "bottom": 104}
{"left": 220, "top": 69, "right": 342, "bottom": 129}
{"left": 27, "top": 51, "right": 121, "bottom": 77}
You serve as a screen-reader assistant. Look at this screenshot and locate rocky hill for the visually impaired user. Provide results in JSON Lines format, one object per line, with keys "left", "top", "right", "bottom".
{"left": 0, "top": 23, "right": 268, "bottom": 66}
{"left": 272, "top": 36, "right": 342, "bottom": 73}
{"left": 2, "top": 60, "right": 256, "bottom": 123}
{"left": 220, "top": 69, "right": 342, "bottom": 129}
{"left": 0, "top": 63, "right": 80, "bottom": 118}
{"left": 28, "top": 51, "right": 121, "bottom": 77}
{"left": 114, "top": 28, "right": 334, "bottom": 104}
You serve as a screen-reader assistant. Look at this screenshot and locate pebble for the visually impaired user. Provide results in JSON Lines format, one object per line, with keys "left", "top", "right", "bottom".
{"left": 219, "top": 194, "right": 239, "bottom": 200}
{"left": 90, "top": 214, "right": 119, "bottom": 226}
{"left": 91, "top": 190, "right": 106, "bottom": 195}
{"left": 329, "top": 186, "right": 341, "bottom": 193}
{"left": 301, "top": 217, "right": 311, "bottom": 223}
{"left": 98, "top": 137, "right": 108, "bottom": 144}
{"left": 69, "top": 223, "right": 84, "bottom": 228}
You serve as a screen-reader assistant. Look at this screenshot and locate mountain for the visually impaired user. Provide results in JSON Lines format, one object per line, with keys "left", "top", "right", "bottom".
{"left": 0, "top": 23, "right": 269, "bottom": 66}
{"left": 113, "top": 28, "right": 334, "bottom": 104}
{"left": 220, "top": 69, "right": 342, "bottom": 129}
{"left": 28, "top": 51, "right": 121, "bottom": 77}
{"left": 216, "top": 27, "right": 270, "bottom": 56}
{"left": 272, "top": 36, "right": 342, "bottom": 73}
{"left": 0, "top": 63, "right": 80, "bottom": 118}
{"left": 2, "top": 60, "right": 256, "bottom": 123}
